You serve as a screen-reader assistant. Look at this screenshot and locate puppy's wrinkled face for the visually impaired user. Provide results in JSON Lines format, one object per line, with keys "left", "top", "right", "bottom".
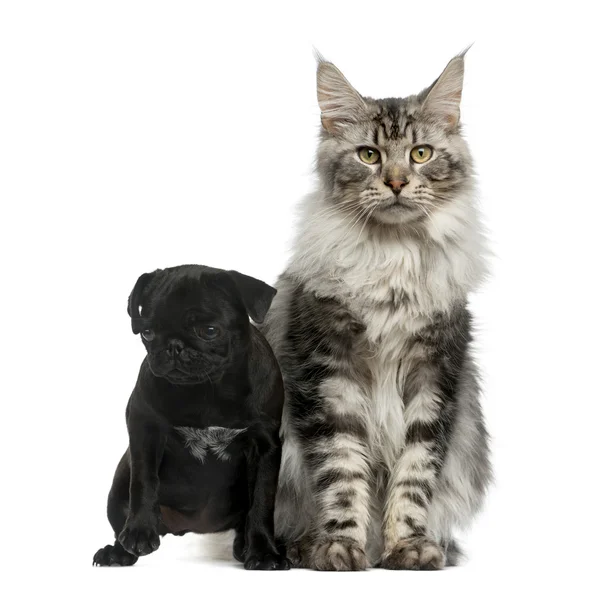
{"left": 136, "top": 272, "right": 250, "bottom": 385}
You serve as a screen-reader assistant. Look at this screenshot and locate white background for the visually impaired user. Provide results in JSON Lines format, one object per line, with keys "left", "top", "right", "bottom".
{"left": 1, "top": 1, "right": 599, "bottom": 589}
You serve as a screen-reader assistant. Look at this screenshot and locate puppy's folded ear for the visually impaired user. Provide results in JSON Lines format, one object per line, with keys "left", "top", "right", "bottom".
{"left": 127, "top": 270, "right": 160, "bottom": 333}
{"left": 227, "top": 271, "right": 277, "bottom": 324}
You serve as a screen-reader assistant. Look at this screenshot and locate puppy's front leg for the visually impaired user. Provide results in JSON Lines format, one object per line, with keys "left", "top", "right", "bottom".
{"left": 244, "top": 423, "right": 289, "bottom": 570}
{"left": 118, "top": 413, "right": 166, "bottom": 557}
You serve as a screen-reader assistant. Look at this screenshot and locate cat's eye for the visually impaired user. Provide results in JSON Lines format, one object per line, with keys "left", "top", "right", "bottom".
{"left": 358, "top": 147, "right": 381, "bottom": 165}
{"left": 141, "top": 329, "right": 155, "bottom": 342}
{"left": 410, "top": 145, "right": 433, "bottom": 164}
{"left": 196, "top": 325, "right": 220, "bottom": 340}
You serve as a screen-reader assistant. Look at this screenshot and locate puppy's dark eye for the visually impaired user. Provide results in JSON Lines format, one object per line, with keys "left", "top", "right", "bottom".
{"left": 196, "top": 326, "right": 219, "bottom": 340}
{"left": 141, "top": 329, "right": 155, "bottom": 342}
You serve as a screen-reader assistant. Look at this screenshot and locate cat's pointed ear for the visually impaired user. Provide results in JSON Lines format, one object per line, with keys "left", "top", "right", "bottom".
{"left": 317, "top": 57, "right": 367, "bottom": 134}
{"left": 421, "top": 53, "right": 466, "bottom": 130}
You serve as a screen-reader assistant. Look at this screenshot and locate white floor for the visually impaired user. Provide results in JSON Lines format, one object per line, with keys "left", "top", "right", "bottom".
{"left": 17, "top": 525, "right": 578, "bottom": 591}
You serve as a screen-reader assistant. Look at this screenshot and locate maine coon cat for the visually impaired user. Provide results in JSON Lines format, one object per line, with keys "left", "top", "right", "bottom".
{"left": 261, "top": 52, "right": 491, "bottom": 570}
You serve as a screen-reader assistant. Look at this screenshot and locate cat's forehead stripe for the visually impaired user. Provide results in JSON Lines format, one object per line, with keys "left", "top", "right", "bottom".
{"left": 372, "top": 104, "right": 416, "bottom": 145}
{"left": 388, "top": 117, "right": 401, "bottom": 141}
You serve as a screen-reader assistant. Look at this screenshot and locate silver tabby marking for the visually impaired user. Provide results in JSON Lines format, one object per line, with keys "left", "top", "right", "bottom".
{"left": 261, "top": 52, "right": 491, "bottom": 571}
{"left": 175, "top": 426, "right": 247, "bottom": 463}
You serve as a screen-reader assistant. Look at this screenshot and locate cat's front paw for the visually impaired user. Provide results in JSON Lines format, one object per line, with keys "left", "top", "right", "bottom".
{"left": 381, "top": 537, "right": 445, "bottom": 570}
{"left": 311, "top": 538, "right": 368, "bottom": 571}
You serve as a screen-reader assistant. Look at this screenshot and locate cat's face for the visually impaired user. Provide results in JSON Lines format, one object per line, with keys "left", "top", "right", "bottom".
{"left": 316, "top": 55, "right": 473, "bottom": 226}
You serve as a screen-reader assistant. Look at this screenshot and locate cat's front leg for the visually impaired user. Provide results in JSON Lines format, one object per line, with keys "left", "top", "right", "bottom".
{"left": 381, "top": 363, "right": 448, "bottom": 570}
{"left": 301, "top": 375, "right": 372, "bottom": 571}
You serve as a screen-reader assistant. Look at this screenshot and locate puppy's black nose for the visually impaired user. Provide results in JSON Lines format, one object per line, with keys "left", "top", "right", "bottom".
{"left": 167, "top": 339, "right": 185, "bottom": 357}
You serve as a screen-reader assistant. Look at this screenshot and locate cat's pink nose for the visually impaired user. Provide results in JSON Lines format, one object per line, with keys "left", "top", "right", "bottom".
{"left": 385, "top": 178, "right": 408, "bottom": 194}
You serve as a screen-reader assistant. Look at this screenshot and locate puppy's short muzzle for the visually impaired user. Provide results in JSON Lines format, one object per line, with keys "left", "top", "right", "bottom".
{"left": 166, "top": 339, "right": 185, "bottom": 358}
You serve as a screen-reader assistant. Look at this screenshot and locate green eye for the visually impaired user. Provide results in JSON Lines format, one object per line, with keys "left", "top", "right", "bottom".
{"left": 358, "top": 147, "right": 381, "bottom": 165}
{"left": 410, "top": 145, "right": 433, "bottom": 164}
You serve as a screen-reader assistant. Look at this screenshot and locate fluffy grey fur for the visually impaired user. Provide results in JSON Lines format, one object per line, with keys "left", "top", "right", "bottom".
{"left": 260, "top": 53, "right": 491, "bottom": 571}
{"left": 175, "top": 426, "right": 247, "bottom": 463}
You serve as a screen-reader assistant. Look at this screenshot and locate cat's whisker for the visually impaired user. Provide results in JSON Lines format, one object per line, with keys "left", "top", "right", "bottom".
{"left": 343, "top": 206, "right": 373, "bottom": 241}
{"left": 316, "top": 207, "right": 366, "bottom": 263}
{"left": 413, "top": 202, "right": 442, "bottom": 237}
{"left": 353, "top": 205, "right": 377, "bottom": 250}
{"left": 306, "top": 203, "right": 362, "bottom": 224}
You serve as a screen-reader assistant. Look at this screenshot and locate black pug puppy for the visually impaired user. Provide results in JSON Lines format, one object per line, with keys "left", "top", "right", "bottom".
{"left": 93, "top": 264, "right": 289, "bottom": 570}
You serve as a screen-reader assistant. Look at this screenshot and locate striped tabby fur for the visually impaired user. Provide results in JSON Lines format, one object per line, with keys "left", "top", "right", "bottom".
{"left": 260, "top": 53, "right": 491, "bottom": 571}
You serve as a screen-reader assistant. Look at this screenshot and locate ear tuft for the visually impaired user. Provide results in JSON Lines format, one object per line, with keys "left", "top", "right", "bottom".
{"left": 228, "top": 270, "right": 277, "bottom": 324}
{"left": 127, "top": 270, "right": 160, "bottom": 334}
{"left": 421, "top": 54, "right": 466, "bottom": 129}
{"left": 316, "top": 58, "right": 367, "bottom": 134}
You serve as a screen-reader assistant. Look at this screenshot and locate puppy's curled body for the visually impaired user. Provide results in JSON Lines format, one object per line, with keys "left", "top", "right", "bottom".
{"left": 93, "top": 265, "right": 289, "bottom": 570}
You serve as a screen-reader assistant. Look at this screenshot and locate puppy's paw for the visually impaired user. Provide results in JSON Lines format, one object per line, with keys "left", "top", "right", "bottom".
{"left": 310, "top": 538, "right": 368, "bottom": 571}
{"left": 118, "top": 520, "right": 160, "bottom": 557}
{"left": 92, "top": 543, "right": 138, "bottom": 567}
{"left": 381, "top": 537, "right": 445, "bottom": 570}
{"left": 233, "top": 533, "right": 246, "bottom": 563}
{"left": 244, "top": 551, "right": 290, "bottom": 571}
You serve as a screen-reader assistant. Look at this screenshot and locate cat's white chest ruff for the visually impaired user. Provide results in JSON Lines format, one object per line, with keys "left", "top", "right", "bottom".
{"left": 174, "top": 426, "right": 247, "bottom": 463}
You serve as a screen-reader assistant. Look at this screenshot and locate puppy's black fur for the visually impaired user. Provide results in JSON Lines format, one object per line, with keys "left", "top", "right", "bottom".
{"left": 93, "top": 265, "right": 289, "bottom": 570}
